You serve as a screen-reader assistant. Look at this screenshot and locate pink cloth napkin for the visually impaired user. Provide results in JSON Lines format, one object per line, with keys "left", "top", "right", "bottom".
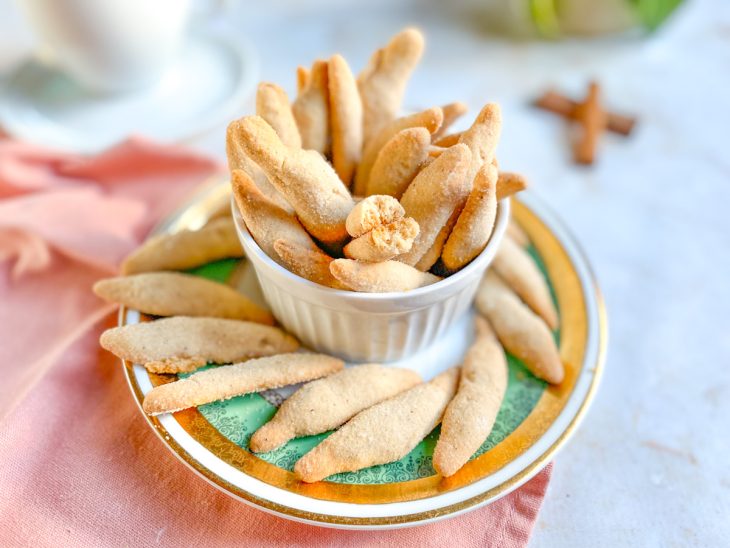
{"left": 0, "top": 139, "right": 552, "bottom": 547}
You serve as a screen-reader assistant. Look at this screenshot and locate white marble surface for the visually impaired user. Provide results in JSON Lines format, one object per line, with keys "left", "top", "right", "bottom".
{"left": 2, "top": 0, "right": 728, "bottom": 545}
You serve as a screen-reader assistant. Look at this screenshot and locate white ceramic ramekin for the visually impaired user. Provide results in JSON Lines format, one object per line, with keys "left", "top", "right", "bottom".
{"left": 232, "top": 198, "right": 510, "bottom": 362}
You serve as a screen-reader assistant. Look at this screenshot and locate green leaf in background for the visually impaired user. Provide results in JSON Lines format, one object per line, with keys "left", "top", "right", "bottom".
{"left": 529, "top": 0, "right": 562, "bottom": 38}
{"left": 529, "top": 0, "right": 684, "bottom": 37}
{"left": 630, "top": 0, "right": 683, "bottom": 30}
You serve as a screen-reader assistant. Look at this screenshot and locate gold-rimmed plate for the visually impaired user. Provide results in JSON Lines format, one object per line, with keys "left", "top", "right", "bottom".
{"left": 120, "top": 179, "right": 606, "bottom": 529}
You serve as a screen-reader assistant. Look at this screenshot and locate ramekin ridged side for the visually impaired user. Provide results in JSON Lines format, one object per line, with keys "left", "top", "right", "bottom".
{"left": 232, "top": 198, "right": 510, "bottom": 363}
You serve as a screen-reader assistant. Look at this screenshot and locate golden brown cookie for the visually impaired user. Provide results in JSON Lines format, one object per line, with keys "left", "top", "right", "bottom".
{"left": 330, "top": 258, "right": 441, "bottom": 292}
{"left": 256, "top": 82, "right": 302, "bottom": 148}
{"left": 249, "top": 364, "right": 421, "bottom": 453}
{"left": 292, "top": 60, "right": 330, "bottom": 154}
{"left": 475, "top": 271, "right": 563, "bottom": 384}
{"left": 231, "top": 169, "right": 318, "bottom": 264}
{"left": 441, "top": 163, "right": 499, "bottom": 272}
{"left": 345, "top": 194, "right": 404, "bottom": 238}
{"left": 492, "top": 237, "right": 559, "bottom": 330}
{"left": 343, "top": 217, "right": 419, "bottom": 262}
{"left": 227, "top": 117, "right": 294, "bottom": 214}
{"left": 353, "top": 107, "right": 443, "bottom": 196}
{"left": 328, "top": 54, "right": 363, "bottom": 187}
{"left": 100, "top": 316, "right": 298, "bottom": 374}
{"left": 273, "top": 239, "right": 348, "bottom": 290}
{"left": 230, "top": 116, "right": 354, "bottom": 248}
{"left": 357, "top": 28, "right": 425, "bottom": 144}
{"left": 459, "top": 103, "right": 502, "bottom": 183}
{"left": 294, "top": 367, "right": 460, "bottom": 483}
{"left": 93, "top": 272, "right": 274, "bottom": 325}
{"left": 496, "top": 171, "right": 528, "bottom": 200}
{"left": 397, "top": 143, "right": 472, "bottom": 267}
{"left": 431, "top": 101, "right": 468, "bottom": 141}
{"left": 121, "top": 218, "right": 243, "bottom": 275}
{"left": 433, "top": 316, "right": 508, "bottom": 477}
{"left": 433, "top": 131, "right": 463, "bottom": 148}
{"left": 366, "top": 127, "right": 431, "bottom": 198}
{"left": 413, "top": 201, "right": 467, "bottom": 273}
{"left": 506, "top": 220, "right": 530, "bottom": 247}
{"left": 143, "top": 353, "right": 344, "bottom": 415}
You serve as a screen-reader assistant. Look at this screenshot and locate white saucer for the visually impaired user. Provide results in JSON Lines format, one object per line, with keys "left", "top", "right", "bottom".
{"left": 0, "top": 33, "right": 258, "bottom": 153}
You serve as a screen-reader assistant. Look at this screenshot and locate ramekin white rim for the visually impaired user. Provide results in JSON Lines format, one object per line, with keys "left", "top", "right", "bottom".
{"left": 232, "top": 196, "right": 511, "bottom": 301}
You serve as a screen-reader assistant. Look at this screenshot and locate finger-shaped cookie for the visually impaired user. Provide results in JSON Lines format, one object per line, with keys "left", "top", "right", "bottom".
{"left": 497, "top": 171, "right": 528, "bottom": 200}
{"left": 226, "top": 122, "right": 294, "bottom": 214}
{"left": 353, "top": 107, "right": 443, "bottom": 196}
{"left": 343, "top": 217, "right": 419, "bottom": 262}
{"left": 475, "top": 271, "right": 563, "bottom": 384}
{"left": 432, "top": 102, "right": 468, "bottom": 141}
{"left": 506, "top": 220, "right": 530, "bottom": 247}
{"left": 413, "top": 208, "right": 460, "bottom": 272}
{"left": 93, "top": 272, "right": 274, "bottom": 325}
{"left": 256, "top": 82, "right": 302, "bottom": 149}
{"left": 100, "top": 317, "right": 298, "bottom": 374}
{"left": 294, "top": 367, "right": 459, "bottom": 483}
{"left": 231, "top": 169, "right": 318, "bottom": 263}
{"left": 330, "top": 258, "right": 441, "bottom": 292}
{"left": 397, "top": 143, "right": 472, "bottom": 267}
{"left": 416, "top": 158, "right": 502, "bottom": 273}
{"left": 427, "top": 144, "right": 446, "bottom": 158}
{"left": 231, "top": 116, "right": 354, "bottom": 247}
{"left": 433, "top": 316, "right": 508, "bottom": 477}
{"left": 366, "top": 127, "right": 431, "bottom": 198}
{"left": 121, "top": 218, "right": 243, "bottom": 275}
{"left": 296, "top": 66, "right": 310, "bottom": 93}
{"left": 409, "top": 184, "right": 472, "bottom": 273}
{"left": 292, "top": 60, "right": 330, "bottom": 154}
{"left": 433, "top": 131, "right": 463, "bottom": 148}
{"left": 459, "top": 103, "right": 502, "bottom": 182}
{"left": 414, "top": 232, "right": 448, "bottom": 272}
{"left": 273, "top": 239, "right": 349, "bottom": 290}
{"left": 357, "top": 28, "right": 425, "bottom": 144}
{"left": 345, "top": 194, "right": 404, "bottom": 237}
{"left": 250, "top": 364, "right": 421, "bottom": 453}
{"left": 143, "top": 353, "right": 344, "bottom": 415}
{"left": 492, "top": 237, "right": 558, "bottom": 330}
{"left": 328, "top": 54, "right": 363, "bottom": 187}
{"left": 208, "top": 196, "right": 234, "bottom": 221}
{"left": 441, "top": 163, "right": 498, "bottom": 272}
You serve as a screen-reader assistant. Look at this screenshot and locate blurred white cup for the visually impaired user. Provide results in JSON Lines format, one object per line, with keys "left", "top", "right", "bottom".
{"left": 18, "top": 0, "right": 192, "bottom": 93}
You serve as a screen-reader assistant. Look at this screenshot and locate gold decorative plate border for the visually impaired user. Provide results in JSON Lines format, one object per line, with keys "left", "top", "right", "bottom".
{"left": 121, "top": 181, "right": 607, "bottom": 528}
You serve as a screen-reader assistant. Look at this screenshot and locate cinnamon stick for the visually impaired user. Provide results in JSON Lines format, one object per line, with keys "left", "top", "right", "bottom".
{"left": 573, "top": 82, "right": 607, "bottom": 165}
{"left": 535, "top": 89, "right": 636, "bottom": 136}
